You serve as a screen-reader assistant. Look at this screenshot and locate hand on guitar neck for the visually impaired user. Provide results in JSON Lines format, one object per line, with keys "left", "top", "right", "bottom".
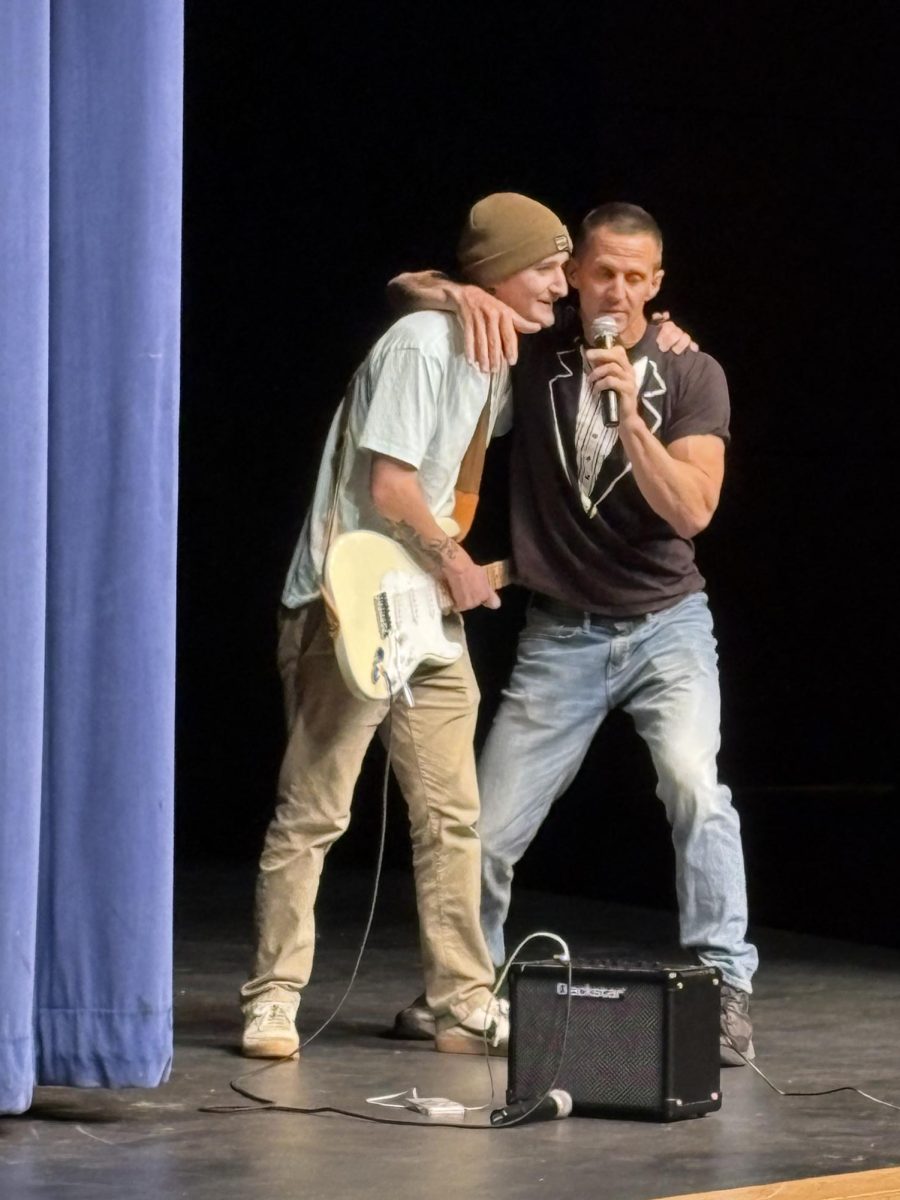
{"left": 439, "top": 539, "right": 502, "bottom": 611}
{"left": 436, "top": 554, "right": 510, "bottom": 614}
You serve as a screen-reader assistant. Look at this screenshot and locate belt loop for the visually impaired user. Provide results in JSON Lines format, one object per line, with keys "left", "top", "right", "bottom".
{"left": 582, "top": 611, "right": 591, "bottom": 633}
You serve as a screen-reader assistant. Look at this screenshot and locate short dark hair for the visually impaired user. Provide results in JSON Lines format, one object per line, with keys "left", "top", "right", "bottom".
{"left": 573, "top": 202, "right": 663, "bottom": 262}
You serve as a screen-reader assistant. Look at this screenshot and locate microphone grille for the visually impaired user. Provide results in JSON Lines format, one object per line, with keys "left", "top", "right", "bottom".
{"left": 549, "top": 1088, "right": 574, "bottom": 1117}
{"left": 591, "top": 315, "right": 620, "bottom": 341}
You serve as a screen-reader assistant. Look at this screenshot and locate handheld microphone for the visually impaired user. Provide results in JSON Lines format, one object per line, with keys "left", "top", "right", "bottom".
{"left": 590, "top": 314, "right": 621, "bottom": 427}
{"left": 490, "top": 1088, "right": 573, "bottom": 1127}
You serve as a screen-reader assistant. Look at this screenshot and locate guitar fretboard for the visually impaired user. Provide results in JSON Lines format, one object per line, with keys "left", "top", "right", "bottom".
{"left": 485, "top": 559, "right": 512, "bottom": 590}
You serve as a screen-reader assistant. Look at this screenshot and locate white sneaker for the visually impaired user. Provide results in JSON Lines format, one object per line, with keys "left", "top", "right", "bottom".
{"left": 434, "top": 996, "right": 509, "bottom": 1056}
{"left": 241, "top": 1000, "right": 300, "bottom": 1059}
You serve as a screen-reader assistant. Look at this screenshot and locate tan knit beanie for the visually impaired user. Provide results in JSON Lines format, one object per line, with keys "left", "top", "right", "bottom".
{"left": 457, "top": 193, "right": 572, "bottom": 286}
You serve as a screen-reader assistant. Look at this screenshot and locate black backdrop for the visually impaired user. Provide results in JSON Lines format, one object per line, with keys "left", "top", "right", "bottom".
{"left": 177, "top": 2, "right": 898, "bottom": 945}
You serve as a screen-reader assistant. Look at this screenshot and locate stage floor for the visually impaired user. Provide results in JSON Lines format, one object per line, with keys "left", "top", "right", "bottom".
{"left": 2, "top": 862, "right": 899, "bottom": 1200}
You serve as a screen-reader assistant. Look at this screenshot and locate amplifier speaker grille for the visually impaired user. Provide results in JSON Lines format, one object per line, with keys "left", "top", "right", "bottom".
{"left": 507, "top": 959, "right": 722, "bottom": 1121}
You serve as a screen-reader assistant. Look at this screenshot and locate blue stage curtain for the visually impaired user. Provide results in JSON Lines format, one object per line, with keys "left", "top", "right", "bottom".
{"left": 0, "top": 1, "right": 182, "bottom": 1113}
{"left": 0, "top": 0, "right": 51, "bottom": 1119}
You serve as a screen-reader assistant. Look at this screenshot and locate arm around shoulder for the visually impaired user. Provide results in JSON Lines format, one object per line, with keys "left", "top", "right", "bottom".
{"left": 387, "top": 270, "right": 461, "bottom": 315}
{"left": 386, "top": 270, "right": 533, "bottom": 371}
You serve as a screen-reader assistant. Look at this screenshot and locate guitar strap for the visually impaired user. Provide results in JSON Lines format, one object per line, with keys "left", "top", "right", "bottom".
{"left": 452, "top": 372, "right": 494, "bottom": 542}
{"left": 318, "top": 398, "right": 354, "bottom": 634}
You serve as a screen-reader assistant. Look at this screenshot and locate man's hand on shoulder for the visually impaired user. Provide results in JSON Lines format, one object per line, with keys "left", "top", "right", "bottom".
{"left": 651, "top": 310, "right": 699, "bottom": 355}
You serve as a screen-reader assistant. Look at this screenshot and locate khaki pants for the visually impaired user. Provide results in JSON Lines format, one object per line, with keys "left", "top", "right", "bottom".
{"left": 239, "top": 602, "right": 496, "bottom": 1030}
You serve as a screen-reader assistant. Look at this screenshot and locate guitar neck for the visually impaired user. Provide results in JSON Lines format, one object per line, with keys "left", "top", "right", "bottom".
{"left": 484, "top": 559, "right": 512, "bottom": 591}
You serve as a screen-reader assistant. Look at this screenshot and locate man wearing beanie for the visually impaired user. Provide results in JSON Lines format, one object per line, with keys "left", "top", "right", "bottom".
{"left": 391, "top": 201, "right": 758, "bottom": 1068}
{"left": 239, "top": 194, "right": 571, "bottom": 1059}
{"left": 458, "top": 192, "right": 573, "bottom": 287}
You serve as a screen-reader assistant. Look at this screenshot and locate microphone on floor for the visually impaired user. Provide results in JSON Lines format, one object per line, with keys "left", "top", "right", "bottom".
{"left": 490, "top": 1088, "right": 573, "bottom": 1127}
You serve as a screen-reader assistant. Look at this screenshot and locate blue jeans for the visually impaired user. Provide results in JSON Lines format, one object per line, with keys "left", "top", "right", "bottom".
{"left": 477, "top": 591, "right": 758, "bottom": 992}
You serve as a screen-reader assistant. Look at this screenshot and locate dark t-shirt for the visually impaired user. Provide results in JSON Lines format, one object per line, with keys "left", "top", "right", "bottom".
{"left": 509, "top": 307, "right": 730, "bottom": 616}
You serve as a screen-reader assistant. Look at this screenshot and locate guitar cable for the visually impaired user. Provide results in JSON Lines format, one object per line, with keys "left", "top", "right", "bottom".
{"left": 201, "top": 678, "right": 397, "bottom": 1115}
{"left": 200, "top": 663, "right": 578, "bottom": 1129}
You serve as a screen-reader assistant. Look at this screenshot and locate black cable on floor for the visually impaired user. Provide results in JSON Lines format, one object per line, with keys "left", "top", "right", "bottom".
{"left": 731, "top": 1048, "right": 900, "bottom": 1113}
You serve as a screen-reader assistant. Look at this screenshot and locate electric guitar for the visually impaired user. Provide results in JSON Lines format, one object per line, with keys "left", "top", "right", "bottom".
{"left": 323, "top": 528, "right": 511, "bottom": 701}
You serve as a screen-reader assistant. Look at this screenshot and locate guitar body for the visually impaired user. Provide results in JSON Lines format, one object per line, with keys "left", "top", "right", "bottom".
{"left": 324, "top": 530, "right": 463, "bottom": 701}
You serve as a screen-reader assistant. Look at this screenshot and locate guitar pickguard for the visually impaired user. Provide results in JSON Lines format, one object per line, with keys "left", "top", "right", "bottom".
{"left": 324, "top": 529, "right": 508, "bottom": 701}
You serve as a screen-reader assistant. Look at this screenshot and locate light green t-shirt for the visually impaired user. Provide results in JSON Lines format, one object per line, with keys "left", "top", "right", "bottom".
{"left": 281, "top": 311, "right": 511, "bottom": 608}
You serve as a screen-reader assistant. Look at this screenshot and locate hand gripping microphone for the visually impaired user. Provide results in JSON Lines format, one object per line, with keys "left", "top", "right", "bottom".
{"left": 590, "top": 314, "right": 621, "bottom": 428}
{"left": 490, "top": 1088, "right": 573, "bottom": 1127}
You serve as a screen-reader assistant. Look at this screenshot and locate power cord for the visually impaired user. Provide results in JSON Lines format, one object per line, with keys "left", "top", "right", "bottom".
{"left": 735, "top": 1049, "right": 900, "bottom": 1114}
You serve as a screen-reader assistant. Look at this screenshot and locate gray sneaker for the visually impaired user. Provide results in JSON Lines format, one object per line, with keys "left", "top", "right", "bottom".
{"left": 390, "top": 993, "right": 435, "bottom": 1040}
{"left": 719, "top": 983, "right": 755, "bottom": 1066}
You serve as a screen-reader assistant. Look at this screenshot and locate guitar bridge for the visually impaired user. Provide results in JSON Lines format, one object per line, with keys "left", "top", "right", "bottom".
{"left": 374, "top": 591, "right": 392, "bottom": 638}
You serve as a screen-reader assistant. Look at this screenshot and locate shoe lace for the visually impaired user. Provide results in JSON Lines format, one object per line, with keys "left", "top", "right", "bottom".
{"left": 258, "top": 1003, "right": 293, "bottom": 1030}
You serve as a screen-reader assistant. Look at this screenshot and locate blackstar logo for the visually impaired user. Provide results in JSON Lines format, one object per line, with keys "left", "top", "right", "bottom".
{"left": 556, "top": 982, "right": 626, "bottom": 1000}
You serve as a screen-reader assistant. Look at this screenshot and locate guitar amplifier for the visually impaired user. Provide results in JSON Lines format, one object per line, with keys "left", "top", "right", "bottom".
{"left": 507, "top": 958, "right": 722, "bottom": 1121}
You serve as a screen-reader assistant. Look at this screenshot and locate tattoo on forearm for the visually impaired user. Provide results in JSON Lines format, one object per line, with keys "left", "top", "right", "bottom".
{"left": 432, "top": 534, "right": 459, "bottom": 561}
{"left": 387, "top": 519, "right": 458, "bottom": 568}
